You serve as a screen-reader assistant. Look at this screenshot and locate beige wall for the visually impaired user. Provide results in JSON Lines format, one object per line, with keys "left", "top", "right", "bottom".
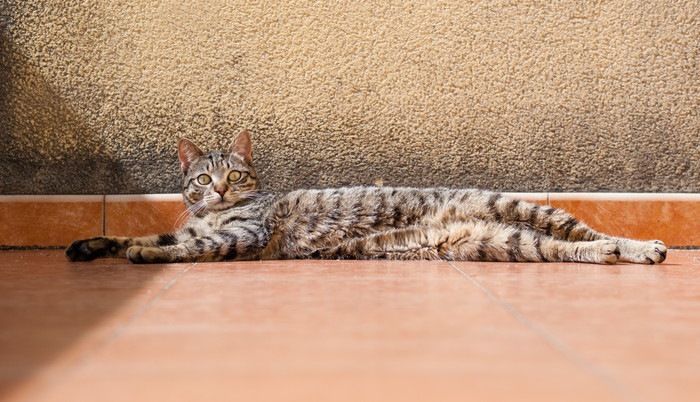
{"left": 1, "top": 0, "right": 698, "bottom": 194}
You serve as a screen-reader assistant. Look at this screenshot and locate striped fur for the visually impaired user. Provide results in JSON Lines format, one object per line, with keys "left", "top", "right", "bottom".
{"left": 66, "top": 132, "right": 667, "bottom": 265}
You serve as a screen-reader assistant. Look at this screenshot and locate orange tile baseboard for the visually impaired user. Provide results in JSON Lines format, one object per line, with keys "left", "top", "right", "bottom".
{"left": 1, "top": 193, "right": 698, "bottom": 248}
{"left": 548, "top": 193, "right": 700, "bottom": 247}
{"left": 0, "top": 195, "right": 103, "bottom": 248}
{"left": 105, "top": 194, "right": 186, "bottom": 238}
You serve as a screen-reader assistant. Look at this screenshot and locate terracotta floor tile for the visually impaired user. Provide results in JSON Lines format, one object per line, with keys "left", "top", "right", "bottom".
{"left": 4, "top": 251, "right": 700, "bottom": 402}
{"left": 0, "top": 196, "right": 102, "bottom": 247}
{"left": 453, "top": 250, "right": 700, "bottom": 402}
{"left": 29, "top": 371, "right": 613, "bottom": 402}
{"left": 0, "top": 251, "right": 189, "bottom": 402}
{"left": 105, "top": 195, "right": 185, "bottom": 237}
{"left": 26, "top": 260, "right": 619, "bottom": 402}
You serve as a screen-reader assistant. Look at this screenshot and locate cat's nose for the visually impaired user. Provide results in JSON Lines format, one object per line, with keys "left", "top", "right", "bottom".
{"left": 213, "top": 185, "right": 227, "bottom": 198}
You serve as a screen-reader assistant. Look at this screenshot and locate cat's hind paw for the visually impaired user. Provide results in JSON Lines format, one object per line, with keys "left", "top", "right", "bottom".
{"left": 619, "top": 240, "right": 667, "bottom": 264}
{"left": 642, "top": 240, "right": 667, "bottom": 264}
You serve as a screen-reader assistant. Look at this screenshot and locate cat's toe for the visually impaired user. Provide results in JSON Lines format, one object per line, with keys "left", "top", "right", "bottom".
{"left": 599, "top": 242, "right": 620, "bottom": 265}
{"left": 649, "top": 241, "right": 667, "bottom": 264}
{"left": 126, "top": 246, "right": 147, "bottom": 264}
{"left": 638, "top": 241, "right": 667, "bottom": 264}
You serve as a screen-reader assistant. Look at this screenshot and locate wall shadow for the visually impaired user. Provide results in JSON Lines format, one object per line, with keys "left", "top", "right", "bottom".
{"left": 0, "top": 12, "right": 166, "bottom": 399}
{"left": 0, "top": 17, "right": 127, "bottom": 195}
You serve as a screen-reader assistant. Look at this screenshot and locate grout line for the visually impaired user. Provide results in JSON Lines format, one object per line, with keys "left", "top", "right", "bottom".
{"left": 74, "top": 263, "right": 197, "bottom": 370}
{"left": 1, "top": 192, "right": 699, "bottom": 204}
{"left": 102, "top": 195, "right": 106, "bottom": 236}
{"left": 447, "top": 261, "right": 644, "bottom": 402}
{"left": 547, "top": 192, "right": 700, "bottom": 202}
{"left": 106, "top": 193, "right": 183, "bottom": 202}
{"left": 92, "top": 262, "right": 196, "bottom": 351}
{"left": 0, "top": 195, "right": 104, "bottom": 203}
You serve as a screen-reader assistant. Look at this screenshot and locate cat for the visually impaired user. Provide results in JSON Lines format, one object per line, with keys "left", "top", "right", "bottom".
{"left": 66, "top": 131, "right": 667, "bottom": 265}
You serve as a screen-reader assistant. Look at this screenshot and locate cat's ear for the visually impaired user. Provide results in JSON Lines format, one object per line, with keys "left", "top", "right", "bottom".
{"left": 178, "top": 138, "right": 204, "bottom": 173}
{"left": 228, "top": 130, "right": 253, "bottom": 165}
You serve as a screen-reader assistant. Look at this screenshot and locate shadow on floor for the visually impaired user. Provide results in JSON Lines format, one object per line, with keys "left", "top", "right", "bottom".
{"left": 0, "top": 251, "right": 174, "bottom": 399}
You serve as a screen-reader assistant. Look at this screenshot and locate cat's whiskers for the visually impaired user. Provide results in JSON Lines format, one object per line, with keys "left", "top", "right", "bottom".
{"left": 238, "top": 191, "right": 264, "bottom": 200}
{"left": 173, "top": 210, "right": 191, "bottom": 229}
{"left": 203, "top": 194, "right": 221, "bottom": 206}
{"left": 174, "top": 199, "right": 208, "bottom": 229}
{"left": 193, "top": 198, "right": 211, "bottom": 213}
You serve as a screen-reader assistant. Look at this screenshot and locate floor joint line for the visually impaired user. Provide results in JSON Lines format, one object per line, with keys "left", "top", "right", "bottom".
{"left": 24, "top": 261, "right": 197, "bottom": 401}
{"left": 447, "top": 261, "right": 643, "bottom": 402}
{"left": 104, "top": 262, "right": 197, "bottom": 344}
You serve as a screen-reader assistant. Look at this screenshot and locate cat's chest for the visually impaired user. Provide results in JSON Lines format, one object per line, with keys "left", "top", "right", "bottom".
{"left": 186, "top": 216, "right": 216, "bottom": 234}
{"left": 188, "top": 209, "right": 258, "bottom": 233}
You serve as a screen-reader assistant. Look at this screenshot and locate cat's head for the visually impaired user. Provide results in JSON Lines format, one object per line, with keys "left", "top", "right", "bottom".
{"left": 178, "top": 130, "right": 259, "bottom": 213}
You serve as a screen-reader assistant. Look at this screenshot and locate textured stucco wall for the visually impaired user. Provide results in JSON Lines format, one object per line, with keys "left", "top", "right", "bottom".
{"left": 1, "top": 0, "right": 698, "bottom": 195}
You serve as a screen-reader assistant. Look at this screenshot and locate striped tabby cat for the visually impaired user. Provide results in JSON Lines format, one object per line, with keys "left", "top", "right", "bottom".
{"left": 66, "top": 131, "right": 667, "bottom": 265}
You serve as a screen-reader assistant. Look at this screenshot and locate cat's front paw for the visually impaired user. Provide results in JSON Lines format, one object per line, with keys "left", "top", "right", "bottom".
{"left": 66, "top": 237, "right": 111, "bottom": 261}
{"left": 127, "top": 246, "right": 171, "bottom": 264}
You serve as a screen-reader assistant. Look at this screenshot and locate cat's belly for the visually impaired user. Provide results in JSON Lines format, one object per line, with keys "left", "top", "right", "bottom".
{"left": 260, "top": 221, "right": 354, "bottom": 259}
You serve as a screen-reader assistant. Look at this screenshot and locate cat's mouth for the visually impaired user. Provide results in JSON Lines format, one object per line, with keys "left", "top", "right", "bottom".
{"left": 206, "top": 198, "right": 235, "bottom": 210}
{"left": 204, "top": 193, "right": 245, "bottom": 210}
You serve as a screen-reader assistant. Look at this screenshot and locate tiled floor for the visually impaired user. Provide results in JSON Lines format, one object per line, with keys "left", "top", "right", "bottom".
{"left": 1, "top": 250, "right": 699, "bottom": 402}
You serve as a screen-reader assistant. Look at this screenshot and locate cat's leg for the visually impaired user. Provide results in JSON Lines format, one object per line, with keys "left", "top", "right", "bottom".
{"left": 315, "top": 226, "right": 442, "bottom": 260}
{"left": 528, "top": 205, "right": 666, "bottom": 264}
{"left": 65, "top": 233, "right": 182, "bottom": 261}
{"left": 320, "top": 221, "right": 621, "bottom": 264}
{"left": 125, "top": 228, "right": 264, "bottom": 263}
{"left": 472, "top": 194, "right": 667, "bottom": 264}
{"left": 125, "top": 237, "right": 226, "bottom": 263}
{"left": 437, "top": 221, "right": 620, "bottom": 264}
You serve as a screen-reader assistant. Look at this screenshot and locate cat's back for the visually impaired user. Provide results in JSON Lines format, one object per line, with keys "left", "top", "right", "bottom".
{"left": 271, "top": 186, "right": 424, "bottom": 224}
{"left": 272, "top": 186, "right": 486, "bottom": 217}
{"left": 264, "top": 187, "right": 481, "bottom": 252}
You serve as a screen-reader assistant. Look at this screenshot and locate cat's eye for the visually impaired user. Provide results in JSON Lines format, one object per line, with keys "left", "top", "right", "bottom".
{"left": 197, "top": 174, "right": 212, "bottom": 185}
{"left": 228, "top": 171, "right": 242, "bottom": 182}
